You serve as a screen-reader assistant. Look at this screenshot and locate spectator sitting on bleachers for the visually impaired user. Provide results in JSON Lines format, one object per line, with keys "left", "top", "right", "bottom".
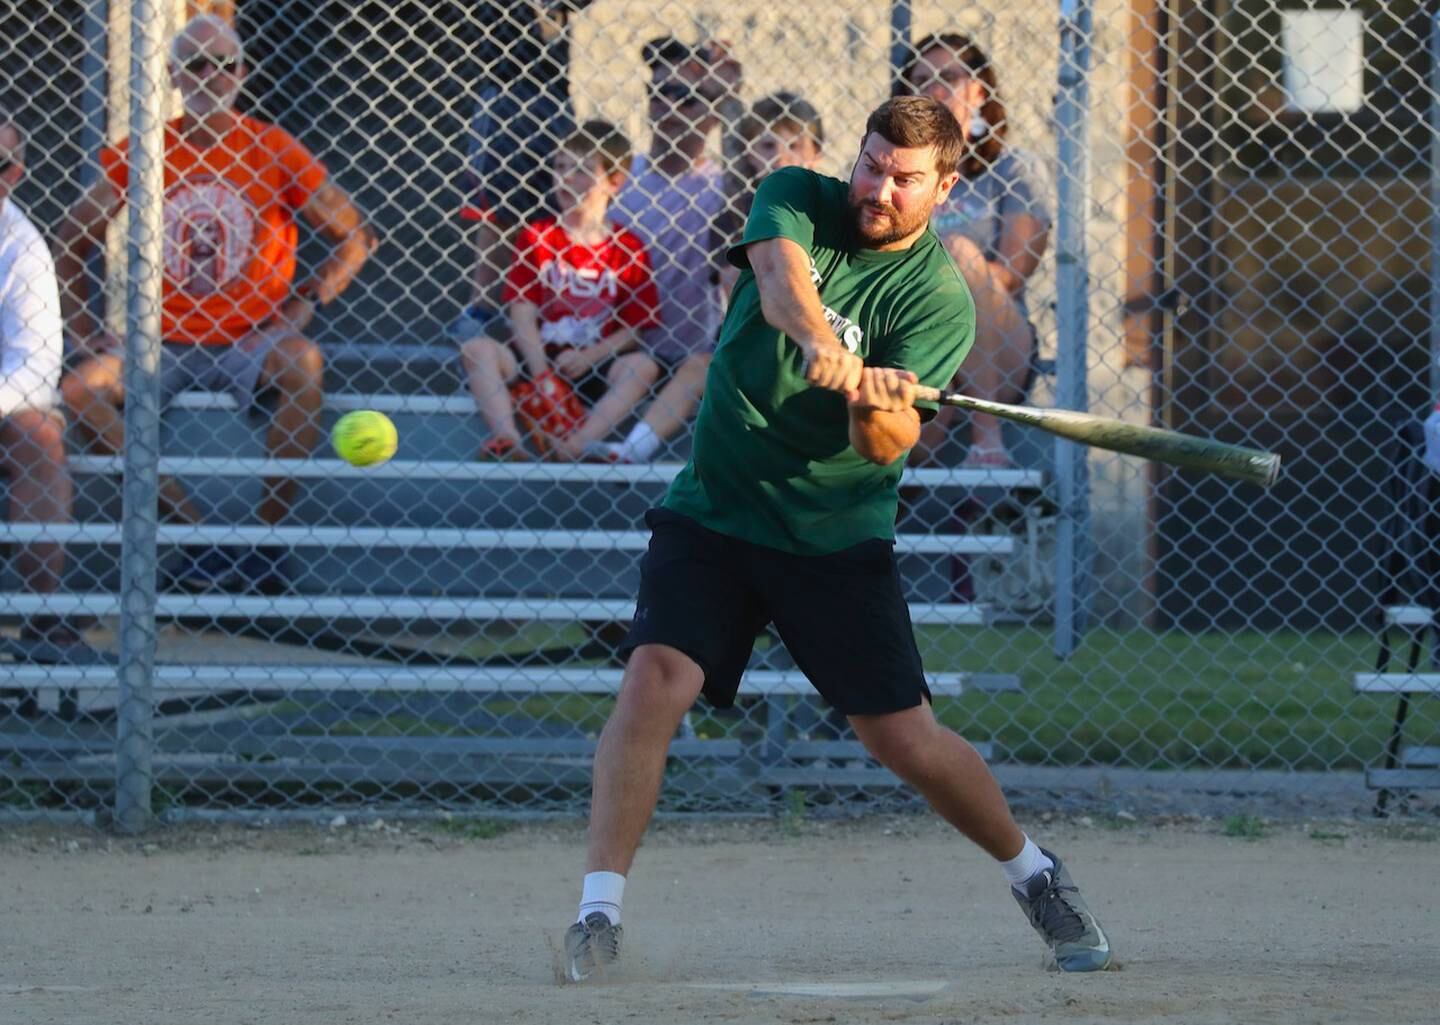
{"left": 449, "top": 2, "right": 596, "bottom": 347}
{"left": 901, "top": 33, "right": 1050, "bottom": 469}
{"left": 716, "top": 93, "right": 825, "bottom": 289}
{"left": 582, "top": 36, "right": 738, "bottom": 465}
{"left": 459, "top": 120, "right": 661, "bottom": 461}
{"left": 0, "top": 111, "right": 97, "bottom": 668}
{"left": 56, "top": 14, "right": 374, "bottom": 595}
{"left": 590, "top": 91, "right": 826, "bottom": 467}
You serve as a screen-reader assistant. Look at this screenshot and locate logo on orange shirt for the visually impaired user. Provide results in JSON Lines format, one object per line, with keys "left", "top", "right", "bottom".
{"left": 163, "top": 177, "right": 256, "bottom": 296}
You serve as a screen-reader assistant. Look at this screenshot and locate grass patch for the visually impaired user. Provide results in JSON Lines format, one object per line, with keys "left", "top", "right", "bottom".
{"left": 1094, "top": 812, "right": 1140, "bottom": 830}
{"left": 1373, "top": 823, "right": 1438, "bottom": 843}
{"left": 434, "top": 816, "right": 511, "bottom": 840}
{"left": 924, "top": 625, "right": 1416, "bottom": 771}
{"left": 780, "top": 788, "right": 807, "bottom": 837}
{"left": 1223, "top": 814, "right": 1266, "bottom": 839}
{"left": 269, "top": 624, "right": 1427, "bottom": 774}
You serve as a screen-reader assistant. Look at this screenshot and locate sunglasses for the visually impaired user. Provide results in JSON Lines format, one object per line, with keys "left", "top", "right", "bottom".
{"left": 177, "top": 53, "right": 241, "bottom": 76}
{"left": 649, "top": 81, "right": 704, "bottom": 107}
{"left": 909, "top": 67, "right": 971, "bottom": 89}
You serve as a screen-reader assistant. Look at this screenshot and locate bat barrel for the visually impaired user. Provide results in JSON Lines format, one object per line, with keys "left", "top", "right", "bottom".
{"left": 917, "top": 387, "right": 1282, "bottom": 487}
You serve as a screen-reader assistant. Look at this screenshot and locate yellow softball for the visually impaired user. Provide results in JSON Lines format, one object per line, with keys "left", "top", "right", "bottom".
{"left": 332, "top": 410, "right": 398, "bottom": 467}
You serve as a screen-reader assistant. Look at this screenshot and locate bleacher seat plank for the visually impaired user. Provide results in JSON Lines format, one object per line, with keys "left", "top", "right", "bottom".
{"left": 66, "top": 454, "right": 1044, "bottom": 489}
{"left": 1352, "top": 673, "right": 1440, "bottom": 694}
{"left": 0, "top": 524, "right": 1015, "bottom": 556}
{"left": 0, "top": 592, "right": 989, "bottom": 624}
{"left": 1383, "top": 605, "right": 1435, "bottom": 627}
{"left": 1366, "top": 769, "right": 1440, "bottom": 790}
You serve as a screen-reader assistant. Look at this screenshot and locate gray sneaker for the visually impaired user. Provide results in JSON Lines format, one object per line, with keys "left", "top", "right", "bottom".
{"left": 1012, "top": 849, "right": 1113, "bottom": 972}
{"left": 564, "top": 912, "right": 622, "bottom": 982}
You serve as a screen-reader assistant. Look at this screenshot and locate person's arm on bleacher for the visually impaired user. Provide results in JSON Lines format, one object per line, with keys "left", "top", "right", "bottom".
{"left": 284, "top": 182, "right": 376, "bottom": 332}
{"left": 987, "top": 211, "right": 1048, "bottom": 296}
{"left": 54, "top": 177, "right": 124, "bottom": 359}
{"left": 553, "top": 327, "right": 640, "bottom": 379}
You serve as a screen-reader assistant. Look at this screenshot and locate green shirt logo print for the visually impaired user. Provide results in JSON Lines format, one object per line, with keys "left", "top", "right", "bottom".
{"left": 821, "top": 304, "right": 864, "bottom": 353}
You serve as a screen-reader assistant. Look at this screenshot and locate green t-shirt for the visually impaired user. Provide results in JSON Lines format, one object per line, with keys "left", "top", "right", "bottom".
{"left": 664, "top": 166, "right": 976, "bottom": 556}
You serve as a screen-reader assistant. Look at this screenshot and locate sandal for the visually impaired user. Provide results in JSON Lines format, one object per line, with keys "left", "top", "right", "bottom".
{"left": 478, "top": 436, "right": 530, "bottom": 462}
{"left": 580, "top": 441, "right": 631, "bottom": 465}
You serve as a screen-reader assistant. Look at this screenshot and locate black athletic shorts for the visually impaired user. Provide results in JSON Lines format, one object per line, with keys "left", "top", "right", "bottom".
{"left": 619, "top": 508, "right": 931, "bottom": 716}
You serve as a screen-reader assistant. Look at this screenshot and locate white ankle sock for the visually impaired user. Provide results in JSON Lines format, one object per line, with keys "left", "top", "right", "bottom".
{"left": 619, "top": 422, "right": 661, "bottom": 462}
{"left": 1000, "top": 836, "right": 1053, "bottom": 889}
{"left": 578, "top": 871, "right": 625, "bottom": 926}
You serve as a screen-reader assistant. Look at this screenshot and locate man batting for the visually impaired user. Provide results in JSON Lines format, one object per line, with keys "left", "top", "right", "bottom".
{"left": 563, "top": 95, "right": 1113, "bottom": 981}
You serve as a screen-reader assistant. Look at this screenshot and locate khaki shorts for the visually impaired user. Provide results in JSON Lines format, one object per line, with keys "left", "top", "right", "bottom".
{"left": 158, "top": 326, "right": 290, "bottom": 412}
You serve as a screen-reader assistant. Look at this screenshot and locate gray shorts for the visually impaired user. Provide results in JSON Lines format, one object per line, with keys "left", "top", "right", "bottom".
{"left": 159, "top": 327, "right": 286, "bottom": 412}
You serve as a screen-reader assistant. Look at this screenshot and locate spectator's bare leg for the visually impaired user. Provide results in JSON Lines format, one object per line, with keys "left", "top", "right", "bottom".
{"left": 256, "top": 333, "right": 323, "bottom": 526}
{"left": 0, "top": 410, "right": 71, "bottom": 594}
{"left": 641, "top": 352, "right": 709, "bottom": 442}
{"left": 61, "top": 355, "right": 200, "bottom": 522}
{"left": 460, "top": 336, "right": 523, "bottom": 441}
{"left": 555, "top": 352, "right": 660, "bottom": 459}
{"left": 946, "top": 239, "right": 1034, "bottom": 463}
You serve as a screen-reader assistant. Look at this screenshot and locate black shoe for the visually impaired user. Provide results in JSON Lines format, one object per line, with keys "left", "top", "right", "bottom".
{"left": 9, "top": 616, "right": 108, "bottom": 666}
{"left": 173, "top": 545, "right": 291, "bottom": 595}
{"left": 172, "top": 545, "right": 245, "bottom": 593}
{"left": 1012, "top": 849, "right": 1114, "bottom": 972}
{"left": 564, "top": 912, "right": 622, "bottom": 982}
{"left": 229, "top": 546, "right": 293, "bottom": 596}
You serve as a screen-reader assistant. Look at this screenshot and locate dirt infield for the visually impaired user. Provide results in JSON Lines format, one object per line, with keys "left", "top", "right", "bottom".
{"left": 2, "top": 813, "right": 1434, "bottom": 1025}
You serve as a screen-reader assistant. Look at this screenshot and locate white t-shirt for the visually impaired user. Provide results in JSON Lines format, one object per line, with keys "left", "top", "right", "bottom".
{"left": 0, "top": 196, "right": 62, "bottom": 415}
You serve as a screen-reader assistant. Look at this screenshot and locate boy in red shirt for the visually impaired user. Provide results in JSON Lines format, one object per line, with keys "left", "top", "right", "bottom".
{"left": 458, "top": 120, "right": 660, "bottom": 461}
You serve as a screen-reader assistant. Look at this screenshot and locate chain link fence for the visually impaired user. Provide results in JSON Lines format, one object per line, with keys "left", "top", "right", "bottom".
{"left": 2, "top": 0, "right": 1438, "bottom": 824}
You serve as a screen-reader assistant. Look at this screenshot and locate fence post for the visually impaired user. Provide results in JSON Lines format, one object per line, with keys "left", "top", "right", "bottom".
{"left": 113, "top": 0, "right": 166, "bottom": 834}
{"left": 889, "top": 0, "right": 912, "bottom": 93}
{"left": 1053, "top": 0, "right": 1095, "bottom": 657}
{"left": 80, "top": 1, "right": 108, "bottom": 191}
{"left": 1430, "top": 10, "right": 1440, "bottom": 399}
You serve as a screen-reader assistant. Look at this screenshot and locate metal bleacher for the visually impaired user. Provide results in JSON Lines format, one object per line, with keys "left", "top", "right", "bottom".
{"left": 0, "top": 344, "right": 1043, "bottom": 792}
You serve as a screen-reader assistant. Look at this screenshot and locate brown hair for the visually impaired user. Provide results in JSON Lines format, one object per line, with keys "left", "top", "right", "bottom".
{"left": 739, "top": 91, "right": 825, "bottom": 149}
{"left": 862, "top": 96, "right": 965, "bottom": 179}
{"left": 560, "top": 119, "right": 631, "bottom": 178}
{"left": 899, "top": 32, "right": 1007, "bottom": 177}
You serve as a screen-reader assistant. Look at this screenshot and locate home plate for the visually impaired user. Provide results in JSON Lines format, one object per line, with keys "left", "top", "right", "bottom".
{"left": 686, "top": 980, "right": 950, "bottom": 1001}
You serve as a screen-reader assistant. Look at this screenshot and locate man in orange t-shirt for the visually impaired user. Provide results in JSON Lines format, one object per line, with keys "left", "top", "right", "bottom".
{"left": 58, "top": 14, "right": 374, "bottom": 594}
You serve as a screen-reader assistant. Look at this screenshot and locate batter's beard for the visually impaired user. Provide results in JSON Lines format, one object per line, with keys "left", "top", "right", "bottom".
{"left": 846, "top": 189, "right": 932, "bottom": 248}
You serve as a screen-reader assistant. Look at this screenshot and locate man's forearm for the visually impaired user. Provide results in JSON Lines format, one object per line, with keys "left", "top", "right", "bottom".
{"left": 754, "top": 261, "right": 834, "bottom": 349}
{"left": 849, "top": 407, "right": 919, "bottom": 465}
{"left": 310, "top": 227, "right": 374, "bottom": 302}
{"left": 54, "top": 234, "right": 99, "bottom": 340}
{"left": 596, "top": 328, "right": 640, "bottom": 360}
